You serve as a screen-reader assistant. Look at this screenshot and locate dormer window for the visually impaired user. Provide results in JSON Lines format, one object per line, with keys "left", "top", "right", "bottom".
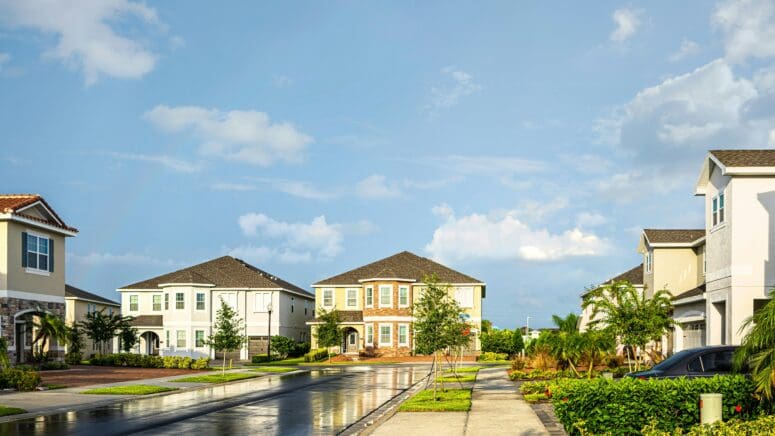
{"left": 23, "top": 232, "right": 53, "bottom": 273}
{"left": 712, "top": 191, "right": 725, "bottom": 226}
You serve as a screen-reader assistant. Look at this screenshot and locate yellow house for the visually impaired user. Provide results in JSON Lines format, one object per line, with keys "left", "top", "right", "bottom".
{"left": 65, "top": 284, "right": 120, "bottom": 356}
{"left": 308, "top": 251, "right": 485, "bottom": 357}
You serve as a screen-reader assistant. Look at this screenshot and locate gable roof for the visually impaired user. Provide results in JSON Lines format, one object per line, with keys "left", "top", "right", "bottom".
{"left": 643, "top": 229, "right": 705, "bottom": 245}
{"left": 697, "top": 150, "right": 775, "bottom": 195}
{"left": 710, "top": 149, "right": 775, "bottom": 167}
{"left": 314, "top": 251, "right": 483, "bottom": 286}
{"left": 582, "top": 264, "right": 643, "bottom": 296}
{"left": 120, "top": 256, "right": 312, "bottom": 297}
{"left": 65, "top": 284, "right": 120, "bottom": 307}
{"left": 0, "top": 194, "right": 78, "bottom": 234}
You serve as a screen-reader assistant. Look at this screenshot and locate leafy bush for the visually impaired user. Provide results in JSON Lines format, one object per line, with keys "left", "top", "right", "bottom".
{"left": 0, "top": 368, "right": 41, "bottom": 391}
{"left": 480, "top": 329, "right": 524, "bottom": 356}
{"left": 477, "top": 352, "right": 508, "bottom": 362}
{"left": 509, "top": 368, "right": 581, "bottom": 381}
{"left": 41, "top": 361, "right": 69, "bottom": 371}
{"left": 511, "top": 356, "right": 527, "bottom": 370}
{"left": 65, "top": 352, "right": 83, "bottom": 366}
{"left": 520, "top": 380, "right": 552, "bottom": 395}
{"left": 89, "top": 353, "right": 165, "bottom": 368}
{"left": 178, "top": 357, "right": 193, "bottom": 369}
{"left": 643, "top": 414, "right": 775, "bottom": 435}
{"left": 191, "top": 358, "right": 210, "bottom": 370}
{"left": 251, "top": 355, "right": 272, "bottom": 363}
{"left": 163, "top": 356, "right": 179, "bottom": 369}
{"left": 292, "top": 342, "right": 311, "bottom": 357}
{"left": 551, "top": 376, "right": 760, "bottom": 435}
{"left": 270, "top": 336, "right": 297, "bottom": 359}
{"left": 303, "top": 348, "right": 329, "bottom": 362}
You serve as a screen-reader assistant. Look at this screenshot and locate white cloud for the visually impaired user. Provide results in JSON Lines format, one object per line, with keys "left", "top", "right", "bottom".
{"left": 669, "top": 39, "right": 700, "bottom": 62}
{"left": 0, "top": 52, "right": 9, "bottom": 69}
{"left": 427, "top": 66, "right": 482, "bottom": 113}
{"left": 108, "top": 152, "right": 200, "bottom": 173}
{"left": 610, "top": 8, "right": 643, "bottom": 43}
{"left": 518, "top": 197, "right": 569, "bottom": 223}
{"left": 211, "top": 182, "right": 257, "bottom": 192}
{"left": 67, "top": 251, "right": 183, "bottom": 267}
{"left": 713, "top": 0, "right": 775, "bottom": 63}
{"left": 440, "top": 155, "right": 545, "bottom": 175}
{"left": 236, "top": 213, "right": 345, "bottom": 261}
{"left": 576, "top": 212, "right": 608, "bottom": 228}
{"left": 425, "top": 207, "right": 607, "bottom": 263}
{"left": 143, "top": 105, "right": 313, "bottom": 166}
{"left": 254, "top": 178, "right": 335, "bottom": 200}
{"left": 432, "top": 203, "right": 454, "bottom": 219}
{"left": 356, "top": 174, "right": 403, "bottom": 199}
{"left": 272, "top": 74, "right": 293, "bottom": 87}
{"left": 0, "top": 0, "right": 164, "bottom": 84}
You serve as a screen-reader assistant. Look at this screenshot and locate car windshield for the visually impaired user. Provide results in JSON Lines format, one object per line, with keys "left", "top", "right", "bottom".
{"left": 651, "top": 349, "right": 696, "bottom": 371}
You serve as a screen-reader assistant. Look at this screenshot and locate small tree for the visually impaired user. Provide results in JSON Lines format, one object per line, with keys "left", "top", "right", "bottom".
{"left": 81, "top": 310, "right": 134, "bottom": 355}
{"left": 734, "top": 289, "right": 775, "bottom": 400}
{"left": 32, "top": 313, "right": 68, "bottom": 366}
{"left": 544, "top": 313, "right": 584, "bottom": 376}
{"left": 0, "top": 337, "right": 10, "bottom": 370}
{"left": 480, "top": 319, "right": 492, "bottom": 334}
{"left": 66, "top": 324, "right": 84, "bottom": 365}
{"left": 581, "top": 327, "right": 615, "bottom": 378}
{"left": 119, "top": 326, "right": 139, "bottom": 353}
{"left": 314, "top": 308, "right": 342, "bottom": 363}
{"left": 206, "top": 300, "right": 246, "bottom": 375}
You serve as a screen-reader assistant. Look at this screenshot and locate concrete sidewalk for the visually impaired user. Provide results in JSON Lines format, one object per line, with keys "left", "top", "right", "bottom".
{"left": 370, "top": 367, "right": 550, "bottom": 436}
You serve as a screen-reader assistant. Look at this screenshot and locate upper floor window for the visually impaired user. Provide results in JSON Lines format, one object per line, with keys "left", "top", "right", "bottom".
{"left": 196, "top": 293, "right": 206, "bottom": 310}
{"left": 23, "top": 232, "right": 52, "bottom": 273}
{"left": 322, "top": 289, "right": 333, "bottom": 307}
{"left": 346, "top": 289, "right": 358, "bottom": 308}
{"left": 254, "top": 292, "right": 272, "bottom": 312}
{"left": 365, "top": 286, "right": 374, "bottom": 307}
{"left": 712, "top": 191, "right": 726, "bottom": 226}
{"left": 152, "top": 295, "right": 162, "bottom": 311}
{"left": 645, "top": 250, "right": 653, "bottom": 273}
{"left": 291, "top": 297, "right": 294, "bottom": 313}
{"left": 379, "top": 285, "right": 392, "bottom": 308}
{"left": 454, "top": 287, "right": 473, "bottom": 308}
{"left": 220, "top": 293, "right": 237, "bottom": 310}
{"left": 164, "top": 293, "right": 169, "bottom": 310}
{"left": 399, "top": 286, "right": 409, "bottom": 307}
{"left": 175, "top": 292, "right": 184, "bottom": 310}
{"left": 129, "top": 295, "right": 139, "bottom": 311}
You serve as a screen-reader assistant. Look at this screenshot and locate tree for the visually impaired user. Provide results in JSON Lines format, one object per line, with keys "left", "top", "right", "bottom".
{"left": 413, "top": 274, "right": 470, "bottom": 398}
{"left": 583, "top": 280, "right": 674, "bottom": 371}
{"left": 480, "top": 328, "right": 524, "bottom": 357}
{"left": 206, "top": 300, "right": 246, "bottom": 375}
{"left": 65, "top": 324, "right": 85, "bottom": 365}
{"left": 80, "top": 309, "right": 134, "bottom": 355}
{"left": 543, "top": 313, "right": 584, "bottom": 376}
{"left": 581, "top": 328, "right": 616, "bottom": 378}
{"left": 119, "top": 325, "right": 139, "bottom": 353}
{"left": 314, "top": 308, "right": 342, "bottom": 363}
{"left": 480, "top": 319, "right": 492, "bottom": 334}
{"left": 734, "top": 290, "right": 775, "bottom": 400}
{"left": 32, "top": 313, "right": 68, "bottom": 366}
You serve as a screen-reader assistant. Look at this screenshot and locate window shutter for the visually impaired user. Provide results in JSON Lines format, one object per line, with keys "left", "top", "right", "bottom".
{"left": 49, "top": 238, "right": 54, "bottom": 272}
{"left": 21, "top": 232, "right": 28, "bottom": 268}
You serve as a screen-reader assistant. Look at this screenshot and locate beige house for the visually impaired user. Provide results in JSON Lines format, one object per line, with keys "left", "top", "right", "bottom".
{"left": 578, "top": 264, "right": 643, "bottom": 333}
{"left": 118, "top": 256, "right": 314, "bottom": 360}
{"left": 0, "top": 194, "right": 77, "bottom": 363}
{"left": 308, "top": 251, "right": 485, "bottom": 357}
{"left": 65, "top": 284, "right": 120, "bottom": 356}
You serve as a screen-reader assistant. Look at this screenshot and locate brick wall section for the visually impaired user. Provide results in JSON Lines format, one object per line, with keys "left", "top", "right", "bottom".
{"left": 362, "top": 281, "right": 413, "bottom": 317}
{"left": 0, "top": 297, "right": 65, "bottom": 363}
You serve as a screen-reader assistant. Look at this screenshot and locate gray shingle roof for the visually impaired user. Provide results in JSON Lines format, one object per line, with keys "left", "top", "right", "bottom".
{"left": 644, "top": 229, "right": 705, "bottom": 244}
{"left": 672, "top": 284, "right": 706, "bottom": 302}
{"left": 65, "top": 284, "right": 120, "bottom": 306}
{"left": 711, "top": 149, "right": 775, "bottom": 167}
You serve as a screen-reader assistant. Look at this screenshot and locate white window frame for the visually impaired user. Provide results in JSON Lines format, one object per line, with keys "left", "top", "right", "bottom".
{"left": 346, "top": 288, "right": 358, "bottom": 308}
{"left": 712, "top": 190, "right": 726, "bottom": 227}
{"left": 454, "top": 287, "right": 474, "bottom": 309}
{"left": 164, "top": 293, "right": 169, "bottom": 310}
{"left": 196, "top": 292, "right": 206, "bottom": 311}
{"left": 152, "top": 295, "right": 162, "bottom": 312}
{"left": 398, "top": 324, "right": 409, "bottom": 346}
{"left": 378, "top": 323, "right": 392, "bottom": 346}
{"left": 398, "top": 286, "right": 409, "bottom": 307}
{"left": 379, "top": 285, "right": 392, "bottom": 308}
{"left": 254, "top": 292, "right": 272, "bottom": 312}
{"left": 365, "top": 286, "right": 374, "bottom": 308}
{"left": 165, "top": 330, "right": 170, "bottom": 347}
{"left": 175, "top": 292, "right": 184, "bottom": 310}
{"left": 645, "top": 250, "right": 653, "bottom": 274}
{"left": 195, "top": 330, "right": 205, "bottom": 348}
{"left": 366, "top": 324, "right": 374, "bottom": 345}
{"left": 24, "top": 231, "right": 51, "bottom": 274}
{"left": 322, "top": 289, "right": 334, "bottom": 308}
{"left": 176, "top": 330, "right": 186, "bottom": 348}
{"left": 219, "top": 293, "right": 237, "bottom": 310}
{"left": 129, "top": 295, "right": 139, "bottom": 312}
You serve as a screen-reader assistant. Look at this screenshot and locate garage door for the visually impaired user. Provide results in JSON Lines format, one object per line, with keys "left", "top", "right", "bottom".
{"left": 683, "top": 322, "right": 706, "bottom": 349}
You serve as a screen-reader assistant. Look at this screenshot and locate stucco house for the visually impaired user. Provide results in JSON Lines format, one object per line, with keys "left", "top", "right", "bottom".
{"left": 308, "top": 251, "right": 485, "bottom": 357}
{"left": 65, "top": 284, "right": 120, "bottom": 356}
{"left": 0, "top": 194, "right": 78, "bottom": 363}
{"left": 118, "top": 256, "right": 314, "bottom": 360}
{"left": 578, "top": 263, "right": 643, "bottom": 333}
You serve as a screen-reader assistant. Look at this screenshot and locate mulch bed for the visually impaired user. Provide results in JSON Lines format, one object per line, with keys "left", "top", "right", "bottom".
{"left": 40, "top": 366, "right": 209, "bottom": 388}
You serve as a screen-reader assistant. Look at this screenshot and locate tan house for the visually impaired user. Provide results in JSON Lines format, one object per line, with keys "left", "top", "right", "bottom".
{"left": 578, "top": 263, "right": 643, "bottom": 333}
{"left": 0, "top": 194, "right": 77, "bottom": 363}
{"left": 118, "top": 256, "right": 314, "bottom": 360}
{"left": 65, "top": 284, "right": 120, "bottom": 356}
{"left": 308, "top": 251, "right": 485, "bottom": 357}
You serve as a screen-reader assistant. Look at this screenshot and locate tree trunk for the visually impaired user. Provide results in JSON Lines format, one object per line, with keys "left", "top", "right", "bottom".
{"left": 587, "top": 354, "right": 594, "bottom": 379}
{"left": 222, "top": 353, "right": 226, "bottom": 376}
{"left": 568, "top": 359, "right": 580, "bottom": 377}
{"left": 625, "top": 346, "right": 633, "bottom": 372}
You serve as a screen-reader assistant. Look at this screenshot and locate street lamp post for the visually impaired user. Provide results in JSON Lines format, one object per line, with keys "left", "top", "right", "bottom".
{"left": 266, "top": 302, "right": 273, "bottom": 361}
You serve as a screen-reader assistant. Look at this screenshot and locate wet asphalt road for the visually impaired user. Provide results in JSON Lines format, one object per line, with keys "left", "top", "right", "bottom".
{"left": 0, "top": 366, "right": 427, "bottom": 436}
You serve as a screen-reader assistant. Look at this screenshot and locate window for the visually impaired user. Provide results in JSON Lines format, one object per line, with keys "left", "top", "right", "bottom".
{"left": 379, "top": 285, "right": 392, "bottom": 307}
{"left": 366, "top": 324, "right": 373, "bottom": 345}
{"left": 346, "top": 289, "right": 358, "bottom": 308}
{"left": 129, "top": 295, "right": 138, "bottom": 312}
{"left": 175, "top": 293, "right": 184, "bottom": 310}
{"left": 195, "top": 330, "right": 205, "bottom": 348}
{"left": 153, "top": 295, "right": 162, "bottom": 311}
{"left": 254, "top": 292, "right": 272, "bottom": 311}
{"left": 365, "top": 286, "right": 373, "bottom": 307}
{"left": 454, "top": 287, "right": 474, "bottom": 308}
{"left": 645, "top": 250, "right": 653, "bottom": 274}
{"left": 379, "top": 324, "right": 392, "bottom": 346}
{"left": 399, "top": 286, "right": 409, "bottom": 307}
{"left": 108, "top": 307, "right": 113, "bottom": 316}
{"left": 164, "top": 293, "right": 169, "bottom": 310}
{"left": 291, "top": 297, "right": 294, "bottom": 313}
{"left": 398, "top": 324, "right": 408, "bottom": 346}
{"left": 712, "top": 191, "right": 726, "bottom": 226}
{"left": 196, "top": 293, "right": 205, "bottom": 310}
{"left": 304, "top": 300, "right": 308, "bottom": 315}
{"left": 322, "top": 289, "right": 333, "bottom": 307}
{"left": 24, "top": 233, "right": 51, "bottom": 272}
{"left": 220, "top": 293, "right": 237, "bottom": 309}
{"left": 176, "top": 330, "right": 186, "bottom": 348}
{"left": 165, "top": 330, "right": 169, "bottom": 347}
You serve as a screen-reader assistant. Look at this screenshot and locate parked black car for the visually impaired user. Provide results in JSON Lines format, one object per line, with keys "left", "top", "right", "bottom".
{"left": 626, "top": 345, "right": 740, "bottom": 379}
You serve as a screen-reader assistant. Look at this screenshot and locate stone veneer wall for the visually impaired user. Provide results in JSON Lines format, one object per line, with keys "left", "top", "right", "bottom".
{"left": 0, "top": 297, "right": 65, "bottom": 363}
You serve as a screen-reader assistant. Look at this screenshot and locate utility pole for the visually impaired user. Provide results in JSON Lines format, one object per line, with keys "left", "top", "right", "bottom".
{"left": 525, "top": 316, "right": 530, "bottom": 336}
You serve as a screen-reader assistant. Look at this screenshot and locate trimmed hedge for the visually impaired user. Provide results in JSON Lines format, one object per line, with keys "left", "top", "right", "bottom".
{"left": 0, "top": 368, "right": 41, "bottom": 391}
{"left": 303, "top": 348, "right": 329, "bottom": 362}
{"left": 643, "top": 414, "right": 775, "bottom": 435}
{"left": 89, "top": 353, "right": 209, "bottom": 369}
{"left": 551, "top": 376, "right": 760, "bottom": 435}
{"left": 41, "top": 361, "right": 69, "bottom": 371}
{"left": 477, "top": 352, "right": 508, "bottom": 362}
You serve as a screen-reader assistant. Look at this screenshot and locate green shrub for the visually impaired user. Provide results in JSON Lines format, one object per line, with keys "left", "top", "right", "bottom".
{"left": 178, "top": 357, "right": 192, "bottom": 369}
{"left": 511, "top": 356, "right": 527, "bottom": 370}
{"left": 520, "top": 380, "right": 552, "bottom": 395}
{"left": 552, "top": 376, "right": 760, "bottom": 435}
{"left": 477, "top": 352, "right": 508, "bottom": 362}
{"left": 251, "top": 355, "right": 272, "bottom": 364}
{"left": 480, "top": 329, "right": 524, "bottom": 356}
{"left": 292, "top": 342, "right": 311, "bottom": 357}
{"left": 65, "top": 352, "right": 83, "bottom": 366}
{"left": 163, "top": 356, "right": 179, "bottom": 369}
{"left": 303, "top": 348, "right": 329, "bottom": 362}
{"left": 40, "top": 361, "right": 69, "bottom": 371}
{"left": 270, "top": 336, "right": 297, "bottom": 359}
{"left": 191, "top": 358, "right": 210, "bottom": 370}
{"left": 0, "top": 368, "right": 41, "bottom": 391}
{"left": 643, "top": 414, "right": 775, "bottom": 435}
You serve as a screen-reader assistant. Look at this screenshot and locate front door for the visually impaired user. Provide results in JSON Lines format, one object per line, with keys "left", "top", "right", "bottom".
{"left": 346, "top": 331, "right": 358, "bottom": 354}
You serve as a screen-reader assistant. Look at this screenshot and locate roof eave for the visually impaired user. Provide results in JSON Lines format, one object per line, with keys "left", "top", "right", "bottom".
{"left": 0, "top": 213, "right": 78, "bottom": 236}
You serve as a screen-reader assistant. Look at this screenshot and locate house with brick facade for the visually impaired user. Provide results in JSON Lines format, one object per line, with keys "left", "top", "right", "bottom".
{"left": 308, "top": 251, "right": 485, "bottom": 357}
{"left": 0, "top": 194, "right": 78, "bottom": 363}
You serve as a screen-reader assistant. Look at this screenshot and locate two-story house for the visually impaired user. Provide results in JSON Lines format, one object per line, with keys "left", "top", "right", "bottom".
{"left": 118, "top": 256, "right": 314, "bottom": 360}
{"left": 578, "top": 263, "right": 643, "bottom": 333}
{"left": 0, "top": 194, "right": 77, "bottom": 363}
{"left": 65, "top": 284, "right": 120, "bottom": 357}
{"left": 308, "top": 251, "right": 485, "bottom": 357}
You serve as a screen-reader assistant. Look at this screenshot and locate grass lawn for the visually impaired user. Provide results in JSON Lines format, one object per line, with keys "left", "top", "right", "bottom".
{"left": 43, "top": 384, "right": 68, "bottom": 390}
{"left": 171, "top": 373, "right": 261, "bottom": 383}
{"left": 437, "top": 374, "right": 477, "bottom": 383}
{"left": 398, "top": 389, "right": 472, "bottom": 412}
{"left": 0, "top": 406, "right": 26, "bottom": 417}
{"left": 250, "top": 366, "right": 296, "bottom": 373}
{"left": 81, "top": 385, "right": 179, "bottom": 395}
{"left": 243, "top": 357, "right": 306, "bottom": 366}
{"left": 444, "top": 366, "right": 483, "bottom": 373}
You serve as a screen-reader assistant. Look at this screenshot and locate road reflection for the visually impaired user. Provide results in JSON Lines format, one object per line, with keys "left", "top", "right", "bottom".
{"left": 0, "top": 366, "right": 427, "bottom": 436}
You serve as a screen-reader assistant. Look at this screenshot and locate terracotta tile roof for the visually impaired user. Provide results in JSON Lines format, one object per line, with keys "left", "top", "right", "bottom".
{"left": 711, "top": 149, "right": 775, "bottom": 167}
{"left": 314, "top": 251, "right": 483, "bottom": 286}
{"left": 65, "top": 284, "right": 120, "bottom": 307}
{"left": 130, "top": 315, "right": 163, "bottom": 327}
{"left": 672, "top": 284, "right": 706, "bottom": 302}
{"left": 644, "top": 229, "right": 705, "bottom": 244}
{"left": 0, "top": 194, "right": 78, "bottom": 233}
{"left": 313, "top": 310, "right": 363, "bottom": 323}
{"left": 121, "top": 256, "right": 312, "bottom": 297}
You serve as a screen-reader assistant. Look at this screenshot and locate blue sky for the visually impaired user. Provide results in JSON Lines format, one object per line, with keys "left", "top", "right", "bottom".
{"left": 2, "top": 1, "right": 775, "bottom": 329}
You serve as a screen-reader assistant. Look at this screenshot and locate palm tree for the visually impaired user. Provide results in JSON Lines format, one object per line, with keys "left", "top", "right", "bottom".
{"left": 32, "top": 313, "right": 68, "bottom": 366}
{"left": 581, "top": 328, "right": 615, "bottom": 378}
{"left": 545, "top": 313, "right": 584, "bottom": 376}
{"left": 734, "top": 290, "right": 775, "bottom": 400}
{"left": 81, "top": 310, "right": 135, "bottom": 354}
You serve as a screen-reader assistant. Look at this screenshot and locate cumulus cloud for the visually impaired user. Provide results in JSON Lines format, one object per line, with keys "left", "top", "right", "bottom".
{"left": 425, "top": 207, "right": 607, "bottom": 263}
{"left": 0, "top": 0, "right": 165, "bottom": 84}
{"left": 669, "top": 39, "right": 700, "bottom": 62}
{"left": 713, "top": 0, "right": 775, "bottom": 63}
{"left": 143, "top": 105, "right": 313, "bottom": 166}
{"left": 427, "top": 66, "right": 482, "bottom": 114}
{"left": 610, "top": 8, "right": 643, "bottom": 43}
{"left": 107, "top": 152, "right": 201, "bottom": 173}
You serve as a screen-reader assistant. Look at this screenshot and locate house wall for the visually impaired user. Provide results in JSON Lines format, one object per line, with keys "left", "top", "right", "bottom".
{"left": 651, "top": 247, "right": 703, "bottom": 297}
{"left": 704, "top": 164, "right": 733, "bottom": 345}
{"left": 3, "top": 221, "right": 66, "bottom": 298}
{"left": 66, "top": 298, "right": 119, "bottom": 355}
